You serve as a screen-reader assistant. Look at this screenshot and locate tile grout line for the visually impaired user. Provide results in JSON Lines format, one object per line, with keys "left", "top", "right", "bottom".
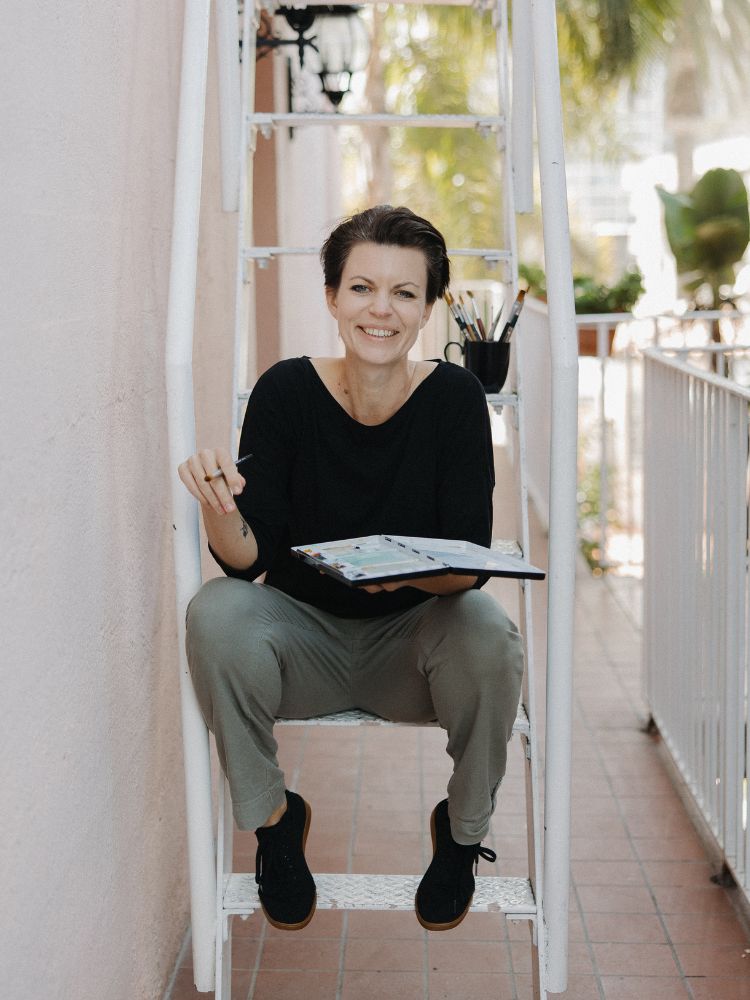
{"left": 248, "top": 724, "right": 310, "bottom": 999}
{"left": 161, "top": 926, "right": 192, "bottom": 1000}
{"left": 418, "top": 728, "right": 430, "bottom": 1000}
{"left": 570, "top": 880, "right": 606, "bottom": 999}
{"left": 334, "top": 725, "right": 365, "bottom": 1000}
{"left": 491, "top": 742, "right": 523, "bottom": 1000}
{"left": 245, "top": 915, "right": 269, "bottom": 1000}
{"left": 573, "top": 666, "right": 698, "bottom": 998}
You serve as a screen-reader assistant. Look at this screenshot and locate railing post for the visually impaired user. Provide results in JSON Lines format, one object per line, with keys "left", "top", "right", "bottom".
{"left": 165, "top": 0, "right": 216, "bottom": 991}
{"left": 531, "top": 0, "right": 578, "bottom": 992}
{"left": 597, "top": 321, "right": 609, "bottom": 564}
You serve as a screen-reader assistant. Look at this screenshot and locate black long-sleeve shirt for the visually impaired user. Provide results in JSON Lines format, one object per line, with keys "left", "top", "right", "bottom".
{"left": 211, "top": 357, "right": 495, "bottom": 618}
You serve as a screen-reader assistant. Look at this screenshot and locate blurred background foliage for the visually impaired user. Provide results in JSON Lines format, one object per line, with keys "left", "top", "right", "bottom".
{"left": 346, "top": 0, "right": 750, "bottom": 285}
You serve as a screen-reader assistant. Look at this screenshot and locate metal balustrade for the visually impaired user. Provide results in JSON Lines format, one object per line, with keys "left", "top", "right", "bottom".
{"left": 643, "top": 345, "right": 750, "bottom": 896}
{"left": 520, "top": 302, "right": 750, "bottom": 574}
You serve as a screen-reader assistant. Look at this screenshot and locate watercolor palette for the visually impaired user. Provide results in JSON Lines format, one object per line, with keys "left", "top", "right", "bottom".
{"left": 291, "top": 535, "right": 545, "bottom": 587}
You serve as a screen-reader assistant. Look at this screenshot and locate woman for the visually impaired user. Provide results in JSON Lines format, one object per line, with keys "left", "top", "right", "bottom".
{"left": 178, "top": 205, "right": 524, "bottom": 933}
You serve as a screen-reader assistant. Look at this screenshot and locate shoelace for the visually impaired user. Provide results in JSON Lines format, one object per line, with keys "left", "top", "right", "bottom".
{"left": 472, "top": 844, "right": 497, "bottom": 875}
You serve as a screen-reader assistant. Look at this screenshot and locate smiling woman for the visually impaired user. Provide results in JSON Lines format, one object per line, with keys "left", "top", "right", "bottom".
{"left": 177, "top": 204, "right": 525, "bottom": 935}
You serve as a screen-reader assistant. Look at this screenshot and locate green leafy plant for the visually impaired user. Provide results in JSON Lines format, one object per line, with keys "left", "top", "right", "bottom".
{"left": 577, "top": 459, "right": 617, "bottom": 575}
{"left": 573, "top": 268, "right": 645, "bottom": 314}
{"left": 656, "top": 167, "right": 749, "bottom": 310}
{"left": 518, "top": 263, "right": 547, "bottom": 300}
{"left": 519, "top": 263, "right": 644, "bottom": 314}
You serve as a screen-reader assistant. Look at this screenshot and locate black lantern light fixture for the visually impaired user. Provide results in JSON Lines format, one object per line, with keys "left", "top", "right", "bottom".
{"left": 256, "top": 5, "right": 371, "bottom": 108}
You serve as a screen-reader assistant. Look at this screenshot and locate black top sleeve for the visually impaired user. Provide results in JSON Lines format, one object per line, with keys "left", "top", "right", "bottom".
{"left": 208, "top": 364, "right": 296, "bottom": 581}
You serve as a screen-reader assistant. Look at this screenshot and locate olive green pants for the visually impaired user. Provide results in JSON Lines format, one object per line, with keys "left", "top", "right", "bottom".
{"left": 186, "top": 578, "right": 524, "bottom": 844}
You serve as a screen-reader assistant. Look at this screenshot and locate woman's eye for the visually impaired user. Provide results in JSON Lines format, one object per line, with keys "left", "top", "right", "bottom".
{"left": 350, "top": 284, "right": 370, "bottom": 293}
{"left": 396, "top": 290, "right": 416, "bottom": 299}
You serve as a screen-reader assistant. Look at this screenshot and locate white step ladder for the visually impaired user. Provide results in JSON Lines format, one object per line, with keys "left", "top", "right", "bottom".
{"left": 165, "top": 1, "right": 579, "bottom": 997}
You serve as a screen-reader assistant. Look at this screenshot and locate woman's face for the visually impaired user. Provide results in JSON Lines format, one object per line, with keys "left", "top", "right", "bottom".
{"left": 325, "top": 242, "right": 433, "bottom": 368}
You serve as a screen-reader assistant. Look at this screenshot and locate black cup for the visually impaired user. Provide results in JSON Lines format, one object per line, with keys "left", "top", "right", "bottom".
{"left": 443, "top": 339, "right": 511, "bottom": 393}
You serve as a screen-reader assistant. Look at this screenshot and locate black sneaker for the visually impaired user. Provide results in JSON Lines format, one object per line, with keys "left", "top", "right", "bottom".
{"left": 255, "top": 790, "right": 316, "bottom": 930}
{"left": 415, "top": 798, "right": 497, "bottom": 931}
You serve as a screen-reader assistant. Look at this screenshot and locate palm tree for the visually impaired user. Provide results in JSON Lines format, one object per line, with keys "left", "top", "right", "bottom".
{"left": 559, "top": 0, "right": 750, "bottom": 187}
{"left": 354, "top": 0, "right": 750, "bottom": 273}
{"left": 357, "top": 5, "right": 503, "bottom": 276}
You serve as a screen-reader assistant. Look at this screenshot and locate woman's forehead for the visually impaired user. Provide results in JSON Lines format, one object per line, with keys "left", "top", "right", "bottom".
{"left": 342, "top": 242, "right": 428, "bottom": 283}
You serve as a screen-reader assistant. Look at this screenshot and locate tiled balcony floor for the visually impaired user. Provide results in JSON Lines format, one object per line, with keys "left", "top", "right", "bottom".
{"left": 166, "top": 448, "right": 750, "bottom": 1000}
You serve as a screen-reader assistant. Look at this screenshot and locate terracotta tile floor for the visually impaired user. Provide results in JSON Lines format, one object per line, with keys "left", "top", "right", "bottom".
{"left": 166, "top": 448, "right": 750, "bottom": 999}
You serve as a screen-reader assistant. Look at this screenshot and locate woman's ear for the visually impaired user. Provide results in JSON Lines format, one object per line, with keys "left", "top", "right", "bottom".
{"left": 420, "top": 301, "right": 434, "bottom": 329}
{"left": 325, "top": 286, "right": 338, "bottom": 319}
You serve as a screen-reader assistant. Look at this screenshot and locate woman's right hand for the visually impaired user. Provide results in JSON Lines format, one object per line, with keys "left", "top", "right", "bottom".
{"left": 177, "top": 448, "right": 246, "bottom": 517}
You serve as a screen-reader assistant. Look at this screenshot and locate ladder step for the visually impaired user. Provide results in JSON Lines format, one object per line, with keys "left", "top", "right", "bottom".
{"left": 242, "top": 246, "right": 511, "bottom": 264}
{"left": 224, "top": 873, "right": 536, "bottom": 916}
{"left": 248, "top": 112, "right": 505, "bottom": 133}
{"left": 278, "top": 702, "right": 530, "bottom": 736}
{"left": 299, "top": 0, "right": 483, "bottom": 7}
{"left": 486, "top": 391, "right": 517, "bottom": 409}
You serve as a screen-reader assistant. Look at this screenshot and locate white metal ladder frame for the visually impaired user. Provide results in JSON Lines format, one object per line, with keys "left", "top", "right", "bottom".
{"left": 165, "top": 0, "right": 578, "bottom": 994}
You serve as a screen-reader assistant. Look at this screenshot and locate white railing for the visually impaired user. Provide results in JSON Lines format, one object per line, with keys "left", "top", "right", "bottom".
{"left": 586, "top": 312, "right": 750, "bottom": 573}
{"left": 519, "top": 306, "right": 750, "bottom": 575}
{"left": 643, "top": 345, "right": 750, "bottom": 894}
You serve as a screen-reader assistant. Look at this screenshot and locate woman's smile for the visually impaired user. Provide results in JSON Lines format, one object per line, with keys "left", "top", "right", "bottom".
{"left": 361, "top": 326, "right": 398, "bottom": 338}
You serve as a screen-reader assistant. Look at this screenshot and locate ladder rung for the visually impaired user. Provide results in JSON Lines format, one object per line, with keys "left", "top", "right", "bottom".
{"left": 242, "top": 246, "right": 511, "bottom": 264}
{"left": 278, "top": 702, "right": 530, "bottom": 736}
{"left": 224, "top": 873, "right": 536, "bottom": 916}
{"left": 248, "top": 112, "right": 505, "bottom": 133}
{"left": 299, "top": 0, "right": 486, "bottom": 7}
{"left": 486, "top": 391, "right": 517, "bottom": 409}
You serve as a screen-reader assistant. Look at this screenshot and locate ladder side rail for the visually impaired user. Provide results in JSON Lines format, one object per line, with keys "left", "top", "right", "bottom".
{"left": 497, "top": 6, "right": 547, "bottom": 993}
{"left": 233, "top": 1, "right": 260, "bottom": 427}
{"left": 165, "top": 0, "right": 217, "bottom": 991}
{"left": 513, "top": 322, "right": 548, "bottom": 993}
{"left": 216, "top": 0, "right": 242, "bottom": 212}
{"left": 511, "top": 0, "right": 534, "bottom": 213}
{"left": 495, "top": 0, "right": 517, "bottom": 291}
{"left": 214, "top": 778, "right": 234, "bottom": 1000}
{"left": 492, "top": 0, "right": 515, "bottom": 322}
{"left": 531, "top": 0, "right": 578, "bottom": 992}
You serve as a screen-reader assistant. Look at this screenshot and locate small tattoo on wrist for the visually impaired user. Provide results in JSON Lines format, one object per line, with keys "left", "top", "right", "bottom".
{"left": 239, "top": 516, "right": 249, "bottom": 539}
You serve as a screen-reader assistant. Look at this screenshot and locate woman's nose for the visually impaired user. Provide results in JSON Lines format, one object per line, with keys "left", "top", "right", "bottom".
{"left": 369, "top": 291, "right": 392, "bottom": 315}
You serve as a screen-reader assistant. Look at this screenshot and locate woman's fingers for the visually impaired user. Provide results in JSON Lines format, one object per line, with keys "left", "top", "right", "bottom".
{"left": 203, "top": 450, "right": 247, "bottom": 498}
{"left": 362, "top": 581, "right": 406, "bottom": 594}
{"left": 178, "top": 449, "right": 241, "bottom": 515}
{"left": 197, "top": 449, "right": 238, "bottom": 513}
{"left": 177, "top": 459, "right": 206, "bottom": 504}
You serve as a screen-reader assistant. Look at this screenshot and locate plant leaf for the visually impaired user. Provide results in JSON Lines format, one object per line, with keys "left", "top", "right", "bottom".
{"left": 656, "top": 185, "right": 698, "bottom": 273}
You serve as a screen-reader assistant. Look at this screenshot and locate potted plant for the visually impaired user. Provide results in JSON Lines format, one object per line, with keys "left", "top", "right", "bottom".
{"left": 519, "top": 263, "right": 645, "bottom": 355}
{"left": 656, "top": 167, "right": 749, "bottom": 345}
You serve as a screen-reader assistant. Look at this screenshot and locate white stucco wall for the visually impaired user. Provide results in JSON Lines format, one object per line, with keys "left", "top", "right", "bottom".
{"left": 1, "top": 4, "right": 235, "bottom": 998}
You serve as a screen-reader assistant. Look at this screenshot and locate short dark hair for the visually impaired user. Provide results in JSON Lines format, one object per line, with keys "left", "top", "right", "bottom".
{"left": 320, "top": 205, "right": 450, "bottom": 304}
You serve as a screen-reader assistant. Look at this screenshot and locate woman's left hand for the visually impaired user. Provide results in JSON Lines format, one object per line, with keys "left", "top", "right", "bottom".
{"left": 361, "top": 581, "right": 408, "bottom": 594}
{"left": 362, "top": 573, "right": 478, "bottom": 596}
